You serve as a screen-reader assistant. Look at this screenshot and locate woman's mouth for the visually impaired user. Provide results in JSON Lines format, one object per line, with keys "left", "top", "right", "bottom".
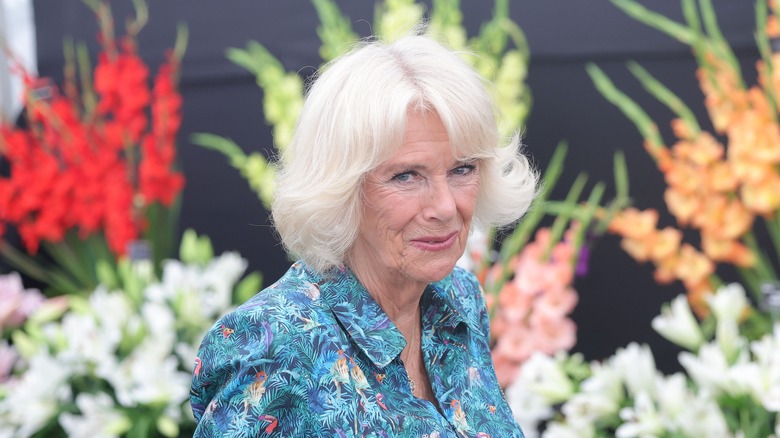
{"left": 410, "top": 232, "right": 458, "bottom": 251}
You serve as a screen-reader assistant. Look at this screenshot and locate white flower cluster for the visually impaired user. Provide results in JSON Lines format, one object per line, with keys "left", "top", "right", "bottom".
{"left": 0, "top": 252, "right": 248, "bottom": 438}
{"left": 507, "top": 283, "right": 780, "bottom": 438}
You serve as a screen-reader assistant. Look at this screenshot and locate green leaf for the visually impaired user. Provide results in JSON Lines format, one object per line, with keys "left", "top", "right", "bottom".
{"left": 234, "top": 271, "right": 263, "bottom": 304}
{"left": 10, "top": 330, "right": 40, "bottom": 358}
{"left": 698, "top": 0, "right": 745, "bottom": 87}
{"left": 156, "top": 415, "right": 179, "bottom": 437}
{"left": 190, "top": 133, "right": 248, "bottom": 168}
{"left": 96, "top": 258, "right": 119, "bottom": 290}
{"left": 311, "top": 0, "right": 358, "bottom": 61}
{"left": 586, "top": 63, "right": 666, "bottom": 158}
{"left": 543, "top": 173, "right": 589, "bottom": 261}
{"left": 627, "top": 60, "right": 701, "bottom": 136}
{"left": 610, "top": 0, "right": 696, "bottom": 44}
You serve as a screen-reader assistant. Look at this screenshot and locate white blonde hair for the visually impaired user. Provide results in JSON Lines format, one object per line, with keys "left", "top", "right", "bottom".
{"left": 272, "top": 34, "right": 537, "bottom": 272}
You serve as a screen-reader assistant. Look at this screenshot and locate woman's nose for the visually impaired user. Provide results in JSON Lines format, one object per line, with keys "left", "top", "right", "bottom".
{"left": 421, "top": 179, "right": 457, "bottom": 222}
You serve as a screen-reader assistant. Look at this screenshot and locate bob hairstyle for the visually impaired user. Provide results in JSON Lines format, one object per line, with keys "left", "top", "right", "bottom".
{"left": 272, "top": 34, "right": 538, "bottom": 273}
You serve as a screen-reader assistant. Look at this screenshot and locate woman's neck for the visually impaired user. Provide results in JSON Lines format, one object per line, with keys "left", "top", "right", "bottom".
{"left": 346, "top": 257, "right": 424, "bottom": 330}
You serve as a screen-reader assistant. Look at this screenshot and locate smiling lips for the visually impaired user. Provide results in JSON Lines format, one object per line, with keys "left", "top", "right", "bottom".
{"left": 410, "top": 231, "right": 459, "bottom": 251}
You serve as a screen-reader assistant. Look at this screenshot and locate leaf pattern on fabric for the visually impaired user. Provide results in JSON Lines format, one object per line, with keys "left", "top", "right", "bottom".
{"left": 191, "top": 261, "right": 525, "bottom": 438}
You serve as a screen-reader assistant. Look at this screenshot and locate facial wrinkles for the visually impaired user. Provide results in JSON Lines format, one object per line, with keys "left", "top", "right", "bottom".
{"left": 366, "top": 164, "right": 478, "bottom": 265}
{"left": 350, "top": 110, "right": 480, "bottom": 298}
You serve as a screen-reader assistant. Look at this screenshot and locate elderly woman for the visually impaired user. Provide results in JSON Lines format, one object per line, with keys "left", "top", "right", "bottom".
{"left": 191, "top": 34, "right": 536, "bottom": 437}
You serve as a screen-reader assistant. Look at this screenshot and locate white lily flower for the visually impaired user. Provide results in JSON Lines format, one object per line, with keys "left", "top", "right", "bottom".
{"left": 738, "top": 326, "right": 780, "bottom": 411}
{"left": 59, "top": 312, "right": 116, "bottom": 370}
{"left": 651, "top": 295, "right": 704, "bottom": 351}
{"left": 611, "top": 343, "right": 657, "bottom": 398}
{"left": 654, "top": 372, "right": 690, "bottom": 420}
{"left": 504, "top": 385, "right": 551, "bottom": 438}
{"left": 680, "top": 342, "right": 751, "bottom": 398}
{"left": 90, "top": 288, "right": 134, "bottom": 339}
{"left": 513, "top": 352, "right": 574, "bottom": 404}
{"left": 543, "top": 421, "right": 595, "bottom": 438}
{"left": 105, "top": 341, "right": 190, "bottom": 408}
{"left": 616, "top": 391, "right": 664, "bottom": 438}
{"left": 707, "top": 283, "right": 748, "bottom": 324}
{"left": 674, "top": 389, "right": 732, "bottom": 438}
{"left": 561, "top": 391, "right": 618, "bottom": 426}
{"left": 0, "top": 352, "right": 72, "bottom": 436}
{"left": 580, "top": 360, "right": 624, "bottom": 405}
{"left": 715, "top": 318, "right": 746, "bottom": 364}
{"left": 59, "top": 393, "right": 129, "bottom": 438}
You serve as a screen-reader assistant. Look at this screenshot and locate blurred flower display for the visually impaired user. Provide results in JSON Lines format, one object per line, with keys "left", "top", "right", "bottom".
{"left": 0, "top": 272, "right": 44, "bottom": 332}
{"left": 506, "top": 0, "right": 780, "bottom": 436}
{"left": 192, "top": 0, "right": 531, "bottom": 209}
{"left": 0, "top": 230, "right": 261, "bottom": 437}
{"left": 194, "top": 0, "right": 632, "bottom": 391}
{"left": 509, "top": 283, "right": 780, "bottom": 438}
{"left": 0, "top": 0, "right": 186, "bottom": 294}
{"left": 589, "top": 0, "right": 780, "bottom": 322}
{"left": 483, "top": 225, "right": 581, "bottom": 387}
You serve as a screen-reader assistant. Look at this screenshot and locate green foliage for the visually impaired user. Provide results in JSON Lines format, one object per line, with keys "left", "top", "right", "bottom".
{"left": 179, "top": 228, "right": 215, "bottom": 266}
{"left": 193, "top": 0, "right": 532, "bottom": 214}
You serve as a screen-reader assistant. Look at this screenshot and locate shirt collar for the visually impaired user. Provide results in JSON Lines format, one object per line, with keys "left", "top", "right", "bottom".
{"left": 307, "top": 263, "right": 405, "bottom": 368}
{"left": 422, "top": 271, "right": 484, "bottom": 337}
{"left": 305, "top": 263, "right": 484, "bottom": 368}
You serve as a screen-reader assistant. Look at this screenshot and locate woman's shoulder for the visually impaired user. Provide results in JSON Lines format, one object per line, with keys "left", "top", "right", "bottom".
{"left": 441, "top": 265, "right": 485, "bottom": 304}
{"left": 202, "top": 262, "right": 327, "bottom": 347}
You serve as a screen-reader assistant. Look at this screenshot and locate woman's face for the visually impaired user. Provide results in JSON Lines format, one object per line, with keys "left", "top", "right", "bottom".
{"left": 351, "top": 110, "right": 480, "bottom": 289}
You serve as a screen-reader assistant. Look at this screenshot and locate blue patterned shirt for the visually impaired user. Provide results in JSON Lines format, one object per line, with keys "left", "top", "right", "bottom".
{"left": 190, "top": 261, "right": 525, "bottom": 437}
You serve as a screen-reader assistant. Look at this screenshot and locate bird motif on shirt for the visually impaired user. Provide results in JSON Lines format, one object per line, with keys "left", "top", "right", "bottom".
{"left": 258, "top": 414, "right": 278, "bottom": 433}
{"left": 376, "top": 393, "right": 388, "bottom": 410}
{"left": 330, "top": 350, "right": 350, "bottom": 395}
{"left": 193, "top": 357, "right": 202, "bottom": 376}
{"left": 306, "top": 283, "right": 321, "bottom": 300}
{"left": 221, "top": 324, "right": 235, "bottom": 338}
{"left": 295, "top": 311, "right": 319, "bottom": 331}
{"left": 349, "top": 357, "right": 370, "bottom": 398}
{"left": 243, "top": 370, "right": 268, "bottom": 414}
{"left": 448, "top": 399, "right": 469, "bottom": 434}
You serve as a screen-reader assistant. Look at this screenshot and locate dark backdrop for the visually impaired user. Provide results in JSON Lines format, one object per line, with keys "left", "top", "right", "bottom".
{"left": 32, "top": 0, "right": 756, "bottom": 371}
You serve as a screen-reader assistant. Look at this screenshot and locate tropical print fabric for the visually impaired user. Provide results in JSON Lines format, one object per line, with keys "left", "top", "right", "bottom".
{"left": 191, "top": 261, "right": 525, "bottom": 437}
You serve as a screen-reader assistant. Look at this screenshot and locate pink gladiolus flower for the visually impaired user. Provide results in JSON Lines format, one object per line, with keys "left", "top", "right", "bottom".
{"left": 487, "top": 225, "right": 582, "bottom": 388}
{"left": 0, "top": 272, "right": 44, "bottom": 330}
{"left": 0, "top": 341, "right": 17, "bottom": 382}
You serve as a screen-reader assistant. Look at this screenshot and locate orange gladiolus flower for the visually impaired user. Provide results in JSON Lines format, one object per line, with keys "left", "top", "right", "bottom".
{"left": 609, "top": 208, "right": 658, "bottom": 240}
{"left": 701, "top": 235, "right": 756, "bottom": 267}
{"left": 674, "top": 244, "right": 715, "bottom": 290}
{"left": 664, "top": 189, "right": 699, "bottom": 225}
{"left": 707, "top": 161, "right": 739, "bottom": 193}
{"left": 741, "top": 173, "right": 780, "bottom": 215}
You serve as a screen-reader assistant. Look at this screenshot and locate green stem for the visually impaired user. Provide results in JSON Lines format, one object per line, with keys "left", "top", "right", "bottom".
{"left": 698, "top": 0, "right": 746, "bottom": 89}
{"left": 737, "top": 266, "right": 763, "bottom": 304}
{"left": 42, "top": 240, "right": 94, "bottom": 287}
{"left": 487, "top": 142, "right": 568, "bottom": 318}
{"left": 743, "top": 231, "right": 777, "bottom": 281}
{"left": 755, "top": 0, "right": 780, "bottom": 118}
{"left": 587, "top": 63, "right": 666, "bottom": 157}
{"left": 0, "top": 240, "right": 82, "bottom": 294}
{"left": 0, "top": 240, "right": 51, "bottom": 283}
{"left": 627, "top": 61, "right": 701, "bottom": 135}
{"left": 543, "top": 173, "right": 589, "bottom": 261}
{"left": 767, "top": 214, "right": 780, "bottom": 263}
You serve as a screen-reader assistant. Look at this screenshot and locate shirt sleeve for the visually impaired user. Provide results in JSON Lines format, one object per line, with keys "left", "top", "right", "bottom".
{"left": 190, "top": 310, "right": 297, "bottom": 437}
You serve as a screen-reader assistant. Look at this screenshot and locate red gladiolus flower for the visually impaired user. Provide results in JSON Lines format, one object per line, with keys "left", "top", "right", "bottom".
{"left": 0, "top": 10, "right": 185, "bottom": 261}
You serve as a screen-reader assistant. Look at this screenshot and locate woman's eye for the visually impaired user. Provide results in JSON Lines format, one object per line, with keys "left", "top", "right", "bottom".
{"left": 452, "top": 164, "right": 477, "bottom": 176}
{"left": 391, "top": 171, "right": 416, "bottom": 183}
